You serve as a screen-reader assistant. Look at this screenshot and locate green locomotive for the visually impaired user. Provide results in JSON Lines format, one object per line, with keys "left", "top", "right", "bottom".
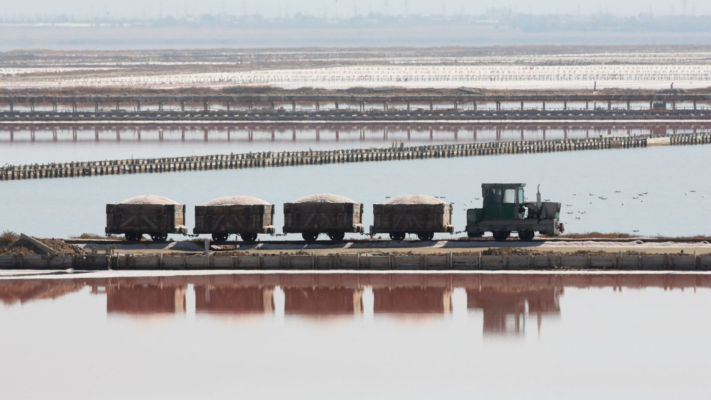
{"left": 466, "top": 183, "right": 564, "bottom": 241}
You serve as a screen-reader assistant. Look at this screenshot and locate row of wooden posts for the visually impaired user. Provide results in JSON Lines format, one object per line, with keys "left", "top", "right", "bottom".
{"left": 1, "top": 133, "right": 709, "bottom": 181}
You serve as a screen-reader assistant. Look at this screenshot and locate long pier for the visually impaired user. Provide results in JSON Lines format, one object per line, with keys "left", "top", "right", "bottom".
{"left": 1, "top": 121, "right": 705, "bottom": 143}
{"left": 1, "top": 110, "right": 710, "bottom": 124}
{"left": 2, "top": 93, "right": 711, "bottom": 114}
{"left": 2, "top": 132, "right": 709, "bottom": 181}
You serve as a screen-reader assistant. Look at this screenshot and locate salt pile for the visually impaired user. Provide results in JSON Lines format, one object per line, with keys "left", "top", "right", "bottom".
{"left": 120, "top": 195, "right": 179, "bottom": 205}
{"left": 384, "top": 195, "right": 445, "bottom": 205}
{"left": 201, "top": 196, "right": 270, "bottom": 206}
{"left": 293, "top": 194, "right": 358, "bottom": 204}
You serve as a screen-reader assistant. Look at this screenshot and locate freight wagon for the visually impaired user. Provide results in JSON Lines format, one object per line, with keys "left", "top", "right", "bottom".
{"left": 283, "top": 194, "right": 364, "bottom": 243}
{"left": 105, "top": 195, "right": 188, "bottom": 242}
{"left": 370, "top": 195, "right": 454, "bottom": 241}
{"left": 193, "top": 196, "right": 276, "bottom": 243}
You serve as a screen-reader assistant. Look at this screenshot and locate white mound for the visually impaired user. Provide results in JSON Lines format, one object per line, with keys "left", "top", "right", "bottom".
{"left": 201, "top": 196, "right": 270, "bottom": 206}
{"left": 120, "top": 195, "right": 179, "bottom": 205}
{"left": 293, "top": 194, "right": 358, "bottom": 204}
{"left": 383, "top": 195, "right": 445, "bottom": 205}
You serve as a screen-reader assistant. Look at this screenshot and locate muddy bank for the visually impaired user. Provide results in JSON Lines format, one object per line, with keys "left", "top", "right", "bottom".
{"left": 0, "top": 237, "right": 82, "bottom": 256}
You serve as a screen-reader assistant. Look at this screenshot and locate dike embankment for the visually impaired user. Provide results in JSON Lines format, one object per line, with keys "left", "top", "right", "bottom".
{"left": 2, "top": 251, "right": 710, "bottom": 271}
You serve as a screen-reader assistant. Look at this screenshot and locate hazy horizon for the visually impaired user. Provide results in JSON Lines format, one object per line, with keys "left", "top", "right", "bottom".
{"left": 2, "top": 0, "right": 708, "bottom": 20}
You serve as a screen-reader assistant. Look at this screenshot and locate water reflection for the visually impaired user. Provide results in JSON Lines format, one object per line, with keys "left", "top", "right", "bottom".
{"left": 0, "top": 124, "right": 704, "bottom": 165}
{"left": 373, "top": 287, "right": 452, "bottom": 314}
{"left": 467, "top": 287, "right": 561, "bottom": 335}
{"left": 2, "top": 273, "right": 710, "bottom": 398}
{"left": 283, "top": 287, "right": 363, "bottom": 316}
{"left": 0, "top": 281, "right": 83, "bottom": 306}
{"left": 195, "top": 285, "right": 274, "bottom": 315}
{"left": 104, "top": 283, "right": 187, "bottom": 315}
{"left": 3, "top": 273, "right": 710, "bottom": 336}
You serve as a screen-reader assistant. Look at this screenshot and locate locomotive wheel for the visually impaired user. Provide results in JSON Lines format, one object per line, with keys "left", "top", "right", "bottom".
{"left": 241, "top": 233, "right": 258, "bottom": 244}
{"left": 417, "top": 232, "right": 435, "bottom": 241}
{"left": 492, "top": 231, "right": 511, "bottom": 241}
{"left": 467, "top": 232, "right": 483, "bottom": 239}
{"left": 211, "top": 233, "right": 229, "bottom": 243}
{"left": 302, "top": 232, "right": 319, "bottom": 244}
{"left": 519, "top": 230, "right": 535, "bottom": 241}
{"left": 125, "top": 233, "right": 142, "bottom": 242}
{"left": 389, "top": 232, "right": 406, "bottom": 241}
{"left": 328, "top": 232, "right": 345, "bottom": 242}
{"left": 151, "top": 233, "right": 168, "bottom": 242}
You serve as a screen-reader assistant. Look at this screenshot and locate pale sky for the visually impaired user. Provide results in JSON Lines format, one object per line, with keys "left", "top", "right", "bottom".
{"left": 2, "top": 0, "right": 707, "bottom": 19}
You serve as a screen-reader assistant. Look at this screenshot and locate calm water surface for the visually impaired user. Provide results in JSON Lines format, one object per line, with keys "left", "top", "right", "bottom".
{"left": 0, "top": 127, "right": 691, "bottom": 164}
{"left": 1, "top": 272, "right": 710, "bottom": 399}
{"left": 1, "top": 145, "right": 709, "bottom": 238}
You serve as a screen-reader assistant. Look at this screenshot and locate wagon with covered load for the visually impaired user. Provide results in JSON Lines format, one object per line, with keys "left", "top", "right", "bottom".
{"left": 370, "top": 195, "right": 454, "bottom": 241}
{"left": 283, "top": 194, "right": 364, "bottom": 243}
{"left": 193, "top": 195, "right": 275, "bottom": 243}
{"left": 105, "top": 195, "right": 188, "bottom": 242}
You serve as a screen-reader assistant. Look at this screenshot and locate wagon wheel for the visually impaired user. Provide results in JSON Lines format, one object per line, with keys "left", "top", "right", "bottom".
{"left": 467, "top": 231, "right": 483, "bottom": 239}
{"left": 492, "top": 231, "right": 511, "bottom": 241}
{"left": 151, "top": 233, "right": 168, "bottom": 242}
{"left": 519, "top": 230, "right": 535, "bottom": 241}
{"left": 302, "top": 232, "right": 319, "bottom": 244}
{"left": 211, "top": 233, "right": 229, "bottom": 243}
{"left": 417, "top": 232, "right": 434, "bottom": 241}
{"left": 328, "top": 232, "right": 345, "bottom": 243}
{"left": 241, "top": 233, "right": 258, "bottom": 244}
{"left": 389, "top": 232, "right": 406, "bottom": 241}
{"left": 125, "top": 233, "right": 142, "bottom": 242}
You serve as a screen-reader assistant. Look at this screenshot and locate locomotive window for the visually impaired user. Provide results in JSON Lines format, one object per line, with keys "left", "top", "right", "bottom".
{"left": 486, "top": 188, "right": 502, "bottom": 203}
{"left": 518, "top": 188, "right": 524, "bottom": 203}
{"left": 503, "top": 189, "right": 516, "bottom": 204}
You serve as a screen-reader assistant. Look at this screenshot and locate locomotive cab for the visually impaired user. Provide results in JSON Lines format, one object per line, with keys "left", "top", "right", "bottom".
{"left": 467, "top": 183, "right": 564, "bottom": 241}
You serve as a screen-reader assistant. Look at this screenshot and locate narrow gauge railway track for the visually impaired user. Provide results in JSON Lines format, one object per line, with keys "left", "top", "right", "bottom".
{"left": 64, "top": 237, "right": 711, "bottom": 246}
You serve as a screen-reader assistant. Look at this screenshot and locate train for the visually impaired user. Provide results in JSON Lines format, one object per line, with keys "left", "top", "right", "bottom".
{"left": 105, "top": 184, "right": 563, "bottom": 243}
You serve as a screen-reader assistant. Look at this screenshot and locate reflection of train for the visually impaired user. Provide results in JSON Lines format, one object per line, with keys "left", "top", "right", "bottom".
{"left": 374, "top": 287, "right": 452, "bottom": 314}
{"left": 106, "top": 284, "right": 187, "bottom": 315}
{"left": 6, "top": 273, "right": 709, "bottom": 336}
{"left": 106, "top": 184, "right": 561, "bottom": 244}
{"left": 467, "top": 288, "right": 561, "bottom": 335}
{"left": 195, "top": 285, "right": 274, "bottom": 315}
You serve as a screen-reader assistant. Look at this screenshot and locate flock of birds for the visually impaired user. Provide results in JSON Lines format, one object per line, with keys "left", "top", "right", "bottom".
{"left": 561, "top": 190, "right": 706, "bottom": 225}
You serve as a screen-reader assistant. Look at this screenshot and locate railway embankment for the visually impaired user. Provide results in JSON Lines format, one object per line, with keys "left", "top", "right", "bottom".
{"left": 2, "top": 235, "right": 711, "bottom": 271}
{"left": 2, "top": 249, "right": 710, "bottom": 271}
{"left": 2, "top": 132, "right": 709, "bottom": 181}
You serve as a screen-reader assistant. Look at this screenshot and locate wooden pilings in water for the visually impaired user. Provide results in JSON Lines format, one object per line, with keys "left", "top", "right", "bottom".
{"left": 2, "top": 133, "right": 710, "bottom": 181}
